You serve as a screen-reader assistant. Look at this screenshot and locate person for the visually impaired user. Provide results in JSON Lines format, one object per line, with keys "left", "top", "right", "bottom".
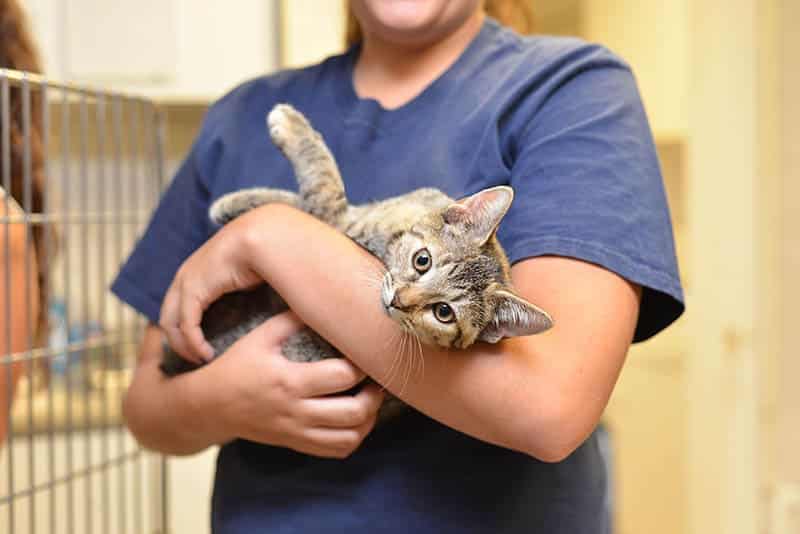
{"left": 0, "top": 0, "right": 47, "bottom": 444}
{"left": 114, "top": 0, "right": 685, "bottom": 532}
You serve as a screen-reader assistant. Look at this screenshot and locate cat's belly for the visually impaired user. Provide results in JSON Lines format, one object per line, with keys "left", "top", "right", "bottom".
{"left": 199, "top": 284, "right": 338, "bottom": 363}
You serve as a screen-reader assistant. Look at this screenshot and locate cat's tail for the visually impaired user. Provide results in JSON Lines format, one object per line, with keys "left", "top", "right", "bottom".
{"left": 267, "top": 104, "right": 349, "bottom": 224}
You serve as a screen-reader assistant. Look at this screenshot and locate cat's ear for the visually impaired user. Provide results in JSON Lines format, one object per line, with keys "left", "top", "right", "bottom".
{"left": 444, "top": 186, "right": 514, "bottom": 245}
{"left": 479, "top": 289, "right": 553, "bottom": 343}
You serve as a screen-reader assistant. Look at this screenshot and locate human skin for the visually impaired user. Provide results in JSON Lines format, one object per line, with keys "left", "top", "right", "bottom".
{"left": 123, "top": 0, "right": 642, "bottom": 460}
{"left": 0, "top": 202, "right": 41, "bottom": 444}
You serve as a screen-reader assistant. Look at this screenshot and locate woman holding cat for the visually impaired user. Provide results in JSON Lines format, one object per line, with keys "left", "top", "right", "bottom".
{"left": 114, "top": 0, "right": 684, "bottom": 532}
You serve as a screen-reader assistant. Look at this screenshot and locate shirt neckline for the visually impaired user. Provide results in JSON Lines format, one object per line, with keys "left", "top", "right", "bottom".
{"left": 335, "top": 17, "right": 502, "bottom": 132}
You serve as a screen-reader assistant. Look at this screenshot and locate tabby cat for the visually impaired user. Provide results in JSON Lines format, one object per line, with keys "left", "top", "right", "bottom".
{"left": 160, "top": 104, "right": 553, "bottom": 416}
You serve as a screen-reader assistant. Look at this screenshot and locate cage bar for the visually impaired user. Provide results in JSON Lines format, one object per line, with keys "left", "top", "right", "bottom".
{"left": 0, "top": 67, "right": 167, "bottom": 534}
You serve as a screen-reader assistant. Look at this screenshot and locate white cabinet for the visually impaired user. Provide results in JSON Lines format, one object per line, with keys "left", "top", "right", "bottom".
{"left": 279, "top": 0, "right": 347, "bottom": 69}
{"left": 23, "top": 0, "right": 281, "bottom": 104}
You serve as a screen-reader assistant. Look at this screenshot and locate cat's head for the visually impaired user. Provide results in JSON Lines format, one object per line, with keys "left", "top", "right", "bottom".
{"left": 380, "top": 186, "right": 553, "bottom": 349}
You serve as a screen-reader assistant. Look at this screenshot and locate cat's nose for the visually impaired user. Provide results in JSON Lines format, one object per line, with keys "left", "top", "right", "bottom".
{"left": 390, "top": 292, "right": 412, "bottom": 312}
{"left": 390, "top": 293, "right": 402, "bottom": 309}
{"left": 391, "top": 287, "right": 423, "bottom": 311}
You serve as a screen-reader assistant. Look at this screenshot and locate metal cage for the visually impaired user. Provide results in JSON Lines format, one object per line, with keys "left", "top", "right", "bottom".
{"left": 0, "top": 68, "right": 167, "bottom": 534}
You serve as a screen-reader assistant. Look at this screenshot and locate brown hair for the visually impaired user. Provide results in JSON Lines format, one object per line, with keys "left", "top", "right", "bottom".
{"left": 345, "top": 0, "right": 535, "bottom": 47}
{"left": 0, "top": 0, "right": 48, "bottom": 334}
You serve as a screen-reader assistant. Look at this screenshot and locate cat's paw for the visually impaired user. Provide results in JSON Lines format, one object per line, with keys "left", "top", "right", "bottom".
{"left": 209, "top": 191, "right": 247, "bottom": 225}
{"left": 267, "top": 104, "right": 316, "bottom": 155}
{"left": 209, "top": 188, "right": 299, "bottom": 225}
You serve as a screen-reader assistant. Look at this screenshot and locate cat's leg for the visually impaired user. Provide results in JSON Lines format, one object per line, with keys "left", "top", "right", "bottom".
{"left": 209, "top": 188, "right": 299, "bottom": 225}
{"left": 267, "top": 104, "right": 348, "bottom": 225}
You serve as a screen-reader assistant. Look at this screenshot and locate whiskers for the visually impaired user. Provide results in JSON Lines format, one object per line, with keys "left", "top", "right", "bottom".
{"left": 379, "top": 320, "right": 426, "bottom": 397}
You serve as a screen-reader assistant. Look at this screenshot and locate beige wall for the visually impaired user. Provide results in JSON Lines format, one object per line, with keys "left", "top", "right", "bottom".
{"left": 777, "top": 0, "right": 800, "bottom": 491}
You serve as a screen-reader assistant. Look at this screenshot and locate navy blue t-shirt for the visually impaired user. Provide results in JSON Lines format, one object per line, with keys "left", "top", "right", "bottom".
{"left": 112, "top": 18, "right": 684, "bottom": 534}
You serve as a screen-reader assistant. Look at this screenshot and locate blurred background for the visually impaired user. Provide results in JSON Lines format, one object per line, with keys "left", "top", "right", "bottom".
{"left": 2, "top": 1, "right": 797, "bottom": 533}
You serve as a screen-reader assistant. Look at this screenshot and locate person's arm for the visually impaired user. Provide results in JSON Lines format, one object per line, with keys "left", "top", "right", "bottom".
{"left": 0, "top": 208, "right": 41, "bottom": 443}
{"left": 163, "top": 203, "right": 639, "bottom": 461}
{"left": 123, "top": 312, "right": 385, "bottom": 457}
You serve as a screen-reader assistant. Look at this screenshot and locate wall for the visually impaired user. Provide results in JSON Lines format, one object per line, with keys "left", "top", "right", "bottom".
{"left": 773, "top": 0, "right": 800, "bottom": 529}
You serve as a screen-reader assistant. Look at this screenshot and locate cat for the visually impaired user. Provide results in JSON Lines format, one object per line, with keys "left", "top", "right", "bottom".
{"left": 160, "top": 104, "right": 553, "bottom": 418}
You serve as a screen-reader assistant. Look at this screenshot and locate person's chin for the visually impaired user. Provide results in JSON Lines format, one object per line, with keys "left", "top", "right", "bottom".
{"left": 373, "top": 23, "right": 441, "bottom": 46}
{"left": 357, "top": 1, "right": 442, "bottom": 40}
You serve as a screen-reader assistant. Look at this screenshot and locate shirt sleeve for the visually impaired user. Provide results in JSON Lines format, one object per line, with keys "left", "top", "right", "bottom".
{"left": 496, "top": 62, "right": 685, "bottom": 342}
{"left": 110, "top": 131, "right": 218, "bottom": 324}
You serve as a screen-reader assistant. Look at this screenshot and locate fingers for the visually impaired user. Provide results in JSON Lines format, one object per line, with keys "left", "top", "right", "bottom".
{"left": 181, "top": 290, "right": 215, "bottom": 361}
{"left": 291, "top": 357, "right": 368, "bottom": 397}
{"left": 298, "top": 382, "right": 385, "bottom": 428}
{"left": 159, "top": 278, "right": 202, "bottom": 364}
{"left": 293, "top": 419, "right": 378, "bottom": 459}
{"left": 159, "top": 275, "right": 214, "bottom": 364}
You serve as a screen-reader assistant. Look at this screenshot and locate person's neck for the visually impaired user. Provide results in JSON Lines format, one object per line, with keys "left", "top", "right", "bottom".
{"left": 353, "top": 12, "right": 485, "bottom": 110}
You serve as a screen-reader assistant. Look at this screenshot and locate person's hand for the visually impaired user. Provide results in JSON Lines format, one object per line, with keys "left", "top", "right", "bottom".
{"left": 212, "top": 311, "right": 385, "bottom": 458}
{"left": 160, "top": 215, "right": 265, "bottom": 363}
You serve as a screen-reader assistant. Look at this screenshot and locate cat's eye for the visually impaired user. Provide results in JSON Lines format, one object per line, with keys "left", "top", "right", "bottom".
{"left": 412, "top": 248, "right": 432, "bottom": 274}
{"left": 433, "top": 302, "right": 455, "bottom": 323}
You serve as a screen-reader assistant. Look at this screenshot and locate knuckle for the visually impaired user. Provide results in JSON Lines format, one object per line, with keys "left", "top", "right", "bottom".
{"left": 362, "top": 416, "right": 377, "bottom": 436}
{"left": 181, "top": 277, "right": 202, "bottom": 297}
{"left": 367, "top": 391, "right": 384, "bottom": 411}
{"left": 348, "top": 403, "right": 369, "bottom": 425}
{"left": 275, "top": 371, "right": 301, "bottom": 398}
{"left": 334, "top": 362, "right": 359, "bottom": 386}
{"left": 342, "top": 430, "right": 362, "bottom": 450}
{"left": 330, "top": 448, "right": 351, "bottom": 460}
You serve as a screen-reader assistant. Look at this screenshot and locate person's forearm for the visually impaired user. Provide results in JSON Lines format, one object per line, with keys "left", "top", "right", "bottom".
{"left": 123, "top": 327, "right": 231, "bottom": 455}
{"left": 238, "top": 204, "right": 596, "bottom": 460}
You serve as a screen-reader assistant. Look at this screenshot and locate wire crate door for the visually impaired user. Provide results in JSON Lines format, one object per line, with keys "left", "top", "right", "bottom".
{"left": 0, "top": 68, "right": 168, "bottom": 534}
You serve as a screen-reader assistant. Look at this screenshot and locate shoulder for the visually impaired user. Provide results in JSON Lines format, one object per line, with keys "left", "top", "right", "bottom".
{"left": 485, "top": 20, "right": 633, "bottom": 82}
{"left": 458, "top": 21, "right": 644, "bottom": 151}
{"left": 474, "top": 20, "right": 641, "bottom": 113}
{"left": 470, "top": 23, "right": 653, "bottom": 157}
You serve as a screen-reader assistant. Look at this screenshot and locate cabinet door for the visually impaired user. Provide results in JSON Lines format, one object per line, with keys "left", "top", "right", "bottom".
{"left": 25, "top": 0, "right": 280, "bottom": 104}
{"left": 280, "top": 0, "right": 346, "bottom": 68}
{"left": 64, "top": 0, "right": 176, "bottom": 83}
